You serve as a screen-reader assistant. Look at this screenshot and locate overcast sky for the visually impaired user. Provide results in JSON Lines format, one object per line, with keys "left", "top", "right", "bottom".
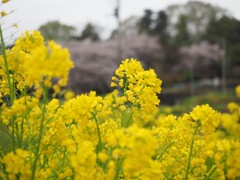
{"left": 1, "top": 0, "right": 240, "bottom": 43}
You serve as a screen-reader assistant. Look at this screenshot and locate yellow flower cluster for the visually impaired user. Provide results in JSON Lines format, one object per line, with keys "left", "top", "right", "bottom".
{"left": 2, "top": 0, "right": 10, "bottom": 3}
{"left": 21, "top": 40, "right": 74, "bottom": 88}
{"left": 190, "top": 104, "right": 221, "bottom": 134}
{"left": 14, "top": 30, "right": 44, "bottom": 53}
{"left": 2, "top": 149, "right": 32, "bottom": 179}
{"left": 112, "top": 59, "right": 162, "bottom": 111}
{"left": 0, "top": 30, "right": 73, "bottom": 98}
{"left": 236, "top": 85, "right": 240, "bottom": 98}
{"left": 0, "top": 30, "right": 240, "bottom": 179}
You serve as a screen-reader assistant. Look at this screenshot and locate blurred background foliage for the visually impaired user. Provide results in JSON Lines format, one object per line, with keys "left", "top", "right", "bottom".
{"left": 21, "top": 1, "right": 240, "bottom": 107}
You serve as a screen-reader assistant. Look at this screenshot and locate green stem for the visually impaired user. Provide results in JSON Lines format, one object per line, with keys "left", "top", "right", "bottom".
{"left": 92, "top": 112, "right": 103, "bottom": 152}
{"left": 31, "top": 86, "right": 48, "bottom": 180}
{"left": 123, "top": 78, "right": 128, "bottom": 93}
{"left": 164, "top": 155, "right": 179, "bottom": 180}
{"left": 185, "top": 122, "right": 200, "bottom": 180}
{"left": 20, "top": 116, "right": 25, "bottom": 147}
{"left": 157, "top": 141, "right": 175, "bottom": 161}
{"left": 0, "top": 25, "right": 16, "bottom": 152}
{"left": 0, "top": 25, "right": 14, "bottom": 104}
{"left": 19, "top": 109, "right": 29, "bottom": 148}
{"left": 205, "top": 166, "right": 217, "bottom": 180}
{"left": 124, "top": 108, "right": 134, "bottom": 128}
{"left": 11, "top": 117, "right": 16, "bottom": 151}
{"left": 15, "top": 122, "right": 21, "bottom": 147}
{"left": 114, "top": 157, "right": 124, "bottom": 180}
{"left": 123, "top": 87, "right": 144, "bottom": 128}
{"left": 61, "top": 147, "right": 67, "bottom": 171}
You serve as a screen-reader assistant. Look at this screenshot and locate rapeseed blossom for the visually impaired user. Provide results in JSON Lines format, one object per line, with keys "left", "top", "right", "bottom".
{"left": 0, "top": 11, "right": 7, "bottom": 17}
{"left": 227, "top": 143, "right": 240, "bottom": 179}
{"left": 20, "top": 40, "right": 74, "bottom": 88}
{"left": 190, "top": 104, "right": 221, "bottom": 134}
{"left": 0, "top": 30, "right": 239, "bottom": 179}
{"left": 111, "top": 58, "right": 162, "bottom": 126}
{"left": 236, "top": 85, "right": 240, "bottom": 98}
{"left": 2, "top": 0, "right": 10, "bottom": 3}
{"left": 14, "top": 30, "right": 44, "bottom": 53}
{"left": 2, "top": 149, "right": 32, "bottom": 179}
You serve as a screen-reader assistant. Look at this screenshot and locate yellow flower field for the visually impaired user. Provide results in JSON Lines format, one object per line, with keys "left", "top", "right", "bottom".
{"left": 0, "top": 28, "right": 240, "bottom": 179}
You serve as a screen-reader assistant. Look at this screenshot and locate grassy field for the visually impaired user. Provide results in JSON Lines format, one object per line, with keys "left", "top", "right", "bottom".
{"left": 159, "top": 88, "right": 239, "bottom": 115}
{"left": 0, "top": 28, "right": 239, "bottom": 179}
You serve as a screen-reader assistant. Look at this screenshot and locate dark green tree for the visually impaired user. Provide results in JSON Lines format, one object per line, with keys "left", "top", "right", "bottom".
{"left": 204, "top": 16, "right": 240, "bottom": 70}
{"left": 204, "top": 16, "right": 240, "bottom": 45}
{"left": 152, "top": 10, "right": 169, "bottom": 44}
{"left": 166, "top": 1, "right": 227, "bottom": 42}
{"left": 39, "top": 21, "right": 76, "bottom": 41}
{"left": 174, "top": 15, "right": 190, "bottom": 46}
{"left": 138, "top": 9, "right": 153, "bottom": 34}
{"left": 79, "top": 23, "right": 100, "bottom": 41}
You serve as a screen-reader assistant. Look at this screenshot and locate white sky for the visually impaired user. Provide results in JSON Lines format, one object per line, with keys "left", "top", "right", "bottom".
{"left": 1, "top": 0, "right": 240, "bottom": 43}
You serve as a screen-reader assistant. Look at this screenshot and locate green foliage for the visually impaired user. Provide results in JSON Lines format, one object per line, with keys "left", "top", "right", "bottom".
{"left": 138, "top": 9, "right": 153, "bottom": 34}
{"left": 79, "top": 23, "right": 100, "bottom": 41}
{"left": 138, "top": 10, "right": 169, "bottom": 44}
{"left": 167, "top": 1, "right": 227, "bottom": 42}
{"left": 160, "top": 89, "right": 238, "bottom": 115}
{"left": 152, "top": 11, "right": 169, "bottom": 44}
{"left": 39, "top": 21, "right": 76, "bottom": 41}
{"left": 174, "top": 15, "right": 191, "bottom": 46}
{"left": 228, "top": 43, "right": 240, "bottom": 66}
{"left": 202, "top": 15, "right": 240, "bottom": 79}
{"left": 204, "top": 16, "right": 240, "bottom": 43}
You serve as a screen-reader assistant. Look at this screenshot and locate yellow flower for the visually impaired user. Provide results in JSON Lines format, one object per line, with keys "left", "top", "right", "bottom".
{"left": 71, "top": 141, "right": 97, "bottom": 179}
{"left": 2, "top": 149, "right": 32, "bottom": 179}
{"left": 227, "top": 143, "right": 240, "bottom": 179}
{"left": 111, "top": 58, "right": 162, "bottom": 124}
{"left": 228, "top": 102, "right": 239, "bottom": 113}
{"left": 62, "top": 139, "right": 76, "bottom": 153}
{"left": 190, "top": 104, "right": 221, "bottom": 134}
{"left": 98, "top": 151, "right": 109, "bottom": 163}
{"left": 113, "top": 125, "right": 161, "bottom": 178}
{"left": 1, "top": 11, "right": 7, "bottom": 17}
{"left": 34, "top": 88, "right": 43, "bottom": 99}
{"left": 64, "top": 90, "right": 75, "bottom": 100}
{"left": 1, "top": 25, "right": 239, "bottom": 180}
{"left": 42, "top": 79, "right": 51, "bottom": 88}
{"left": 14, "top": 30, "right": 44, "bottom": 52}
{"left": 2, "top": 0, "right": 10, "bottom": 3}
{"left": 20, "top": 38, "right": 74, "bottom": 88}
{"left": 53, "top": 84, "right": 61, "bottom": 94}
{"left": 236, "top": 85, "right": 240, "bottom": 98}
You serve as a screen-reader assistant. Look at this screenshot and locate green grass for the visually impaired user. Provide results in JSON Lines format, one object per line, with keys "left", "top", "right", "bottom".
{"left": 159, "top": 89, "right": 239, "bottom": 115}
